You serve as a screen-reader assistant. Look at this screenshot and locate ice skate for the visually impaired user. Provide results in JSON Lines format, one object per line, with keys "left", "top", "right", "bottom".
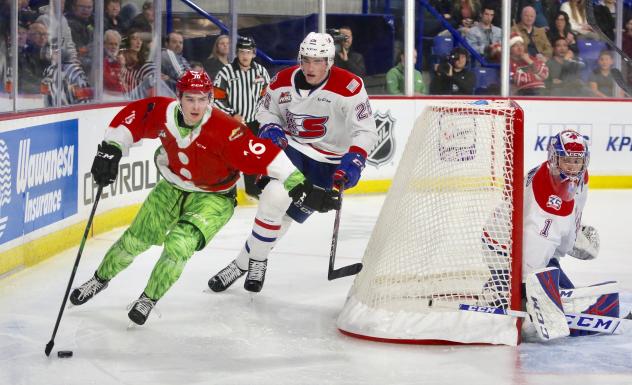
{"left": 208, "top": 260, "right": 246, "bottom": 292}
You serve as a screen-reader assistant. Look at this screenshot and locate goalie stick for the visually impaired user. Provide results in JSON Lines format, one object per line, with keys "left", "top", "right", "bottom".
{"left": 584, "top": 0, "right": 632, "bottom": 96}
{"left": 328, "top": 186, "right": 363, "bottom": 280}
{"left": 459, "top": 304, "right": 630, "bottom": 335}
{"left": 45, "top": 186, "right": 103, "bottom": 357}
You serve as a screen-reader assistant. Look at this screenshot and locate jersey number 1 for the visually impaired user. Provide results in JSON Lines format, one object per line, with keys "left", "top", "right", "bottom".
{"left": 540, "top": 219, "right": 553, "bottom": 237}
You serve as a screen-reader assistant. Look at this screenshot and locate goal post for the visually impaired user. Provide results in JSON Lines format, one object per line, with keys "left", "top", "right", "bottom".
{"left": 337, "top": 100, "right": 524, "bottom": 346}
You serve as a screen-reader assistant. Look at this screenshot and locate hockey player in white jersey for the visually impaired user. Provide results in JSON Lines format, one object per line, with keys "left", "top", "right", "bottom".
{"left": 521, "top": 130, "right": 618, "bottom": 339}
{"left": 208, "top": 32, "right": 378, "bottom": 293}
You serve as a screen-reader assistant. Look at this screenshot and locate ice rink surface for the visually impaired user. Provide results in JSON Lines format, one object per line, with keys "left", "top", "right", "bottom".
{"left": 1, "top": 191, "right": 631, "bottom": 385}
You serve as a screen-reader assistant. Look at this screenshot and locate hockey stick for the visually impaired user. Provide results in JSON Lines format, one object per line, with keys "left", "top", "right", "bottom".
{"left": 45, "top": 185, "right": 103, "bottom": 357}
{"left": 459, "top": 304, "right": 629, "bottom": 335}
{"left": 584, "top": 1, "right": 632, "bottom": 96}
{"left": 328, "top": 185, "right": 363, "bottom": 280}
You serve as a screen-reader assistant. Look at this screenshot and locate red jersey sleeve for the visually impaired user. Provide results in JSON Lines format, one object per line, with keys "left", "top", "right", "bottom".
{"left": 221, "top": 125, "right": 284, "bottom": 175}
{"left": 108, "top": 97, "right": 172, "bottom": 142}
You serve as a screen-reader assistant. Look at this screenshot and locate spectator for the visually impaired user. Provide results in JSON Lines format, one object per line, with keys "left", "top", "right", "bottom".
{"left": 386, "top": 49, "right": 425, "bottom": 95}
{"left": 212, "top": 36, "right": 270, "bottom": 198}
{"left": 509, "top": 33, "right": 549, "bottom": 95}
{"left": 20, "top": 21, "right": 51, "bottom": 94}
{"left": 466, "top": 6, "right": 502, "bottom": 61}
{"left": 623, "top": 17, "right": 632, "bottom": 58}
{"left": 104, "top": 0, "right": 124, "bottom": 34}
{"left": 450, "top": 0, "right": 481, "bottom": 36}
{"left": 333, "top": 26, "right": 366, "bottom": 77}
{"left": 120, "top": 29, "right": 154, "bottom": 98}
{"left": 560, "top": 0, "right": 599, "bottom": 39}
{"left": 594, "top": 1, "right": 615, "bottom": 41}
{"left": 512, "top": 5, "right": 553, "bottom": 59}
{"left": 546, "top": 37, "right": 587, "bottom": 96}
{"left": 429, "top": 47, "right": 476, "bottom": 95}
{"left": 588, "top": 50, "right": 618, "bottom": 97}
{"left": 36, "top": 0, "right": 78, "bottom": 63}
{"left": 203, "top": 34, "right": 229, "bottom": 80}
{"left": 548, "top": 11, "right": 579, "bottom": 58}
{"left": 161, "top": 31, "right": 191, "bottom": 91}
{"left": 127, "top": 0, "right": 153, "bottom": 43}
{"left": 513, "top": 0, "right": 560, "bottom": 29}
{"left": 66, "top": 0, "right": 95, "bottom": 71}
{"left": 103, "top": 29, "right": 125, "bottom": 94}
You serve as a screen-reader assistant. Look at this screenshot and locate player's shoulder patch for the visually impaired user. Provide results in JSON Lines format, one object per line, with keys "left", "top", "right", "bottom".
{"left": 322, "top": 66, "right": 364, "bottom": 97}
{"left": 531, "top": 163, "right": 574, "bottom": 216}
{"left": 268, "top": 66, "right": 299, "bottom": 91}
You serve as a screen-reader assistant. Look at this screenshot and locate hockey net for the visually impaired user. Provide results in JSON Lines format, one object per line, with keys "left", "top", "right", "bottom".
{"left": 337, "top": 100, "right": 524, "bottom": 345}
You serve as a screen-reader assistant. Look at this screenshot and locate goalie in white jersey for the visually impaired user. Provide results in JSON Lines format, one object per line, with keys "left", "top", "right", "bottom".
{"left": 521, "top": 130, "right": 619, "bottom": 339}
{"left": 207, "top": 32, "right": 378, "bottom": 293}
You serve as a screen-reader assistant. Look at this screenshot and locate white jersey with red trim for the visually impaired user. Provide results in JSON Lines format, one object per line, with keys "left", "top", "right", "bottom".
{"left": 257, "top": 65, "right": 377, "bottom": 163}
{"left": 522, "top": 161, "right": 589, "bottom": 280}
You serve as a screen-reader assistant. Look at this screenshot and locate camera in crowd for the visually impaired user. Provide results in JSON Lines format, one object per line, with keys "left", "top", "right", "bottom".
{"left": 437, "top": 47, "right": 468, "bottom": 74}
{"left": 326, "top": 28, "right": 349, "bottom": 45}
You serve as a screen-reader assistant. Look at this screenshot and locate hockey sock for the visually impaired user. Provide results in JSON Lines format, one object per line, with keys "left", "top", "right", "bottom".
{"left": 235, "top": 215, "right": 293, "bottom": 269}
{"left": 144, "top": 223, "right": 202, "bottom": 300}
{"left": 97, "top": 231, "right": 151, "bottom": 280}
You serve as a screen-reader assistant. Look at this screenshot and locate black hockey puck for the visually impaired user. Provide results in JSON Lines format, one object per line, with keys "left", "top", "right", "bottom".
{"left": 57, "top": 350, "right": 73, "bottom": 358}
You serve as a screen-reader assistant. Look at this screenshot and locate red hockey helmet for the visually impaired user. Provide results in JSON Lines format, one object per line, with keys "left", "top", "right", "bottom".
{"left": 176, "top": 70, "right": 213, "bottom": 98}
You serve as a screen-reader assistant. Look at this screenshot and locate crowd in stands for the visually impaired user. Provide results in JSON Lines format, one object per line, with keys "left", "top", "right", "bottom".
{"left": 406, "top": 0, "right": 631, "bottom": 97}
{"left": 1, "top": 0, "right": 632, "bottom": 108}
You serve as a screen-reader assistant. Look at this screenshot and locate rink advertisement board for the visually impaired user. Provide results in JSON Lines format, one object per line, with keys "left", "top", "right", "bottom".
{"left": 0, "top": 120, "right": 78, "bottom": 246}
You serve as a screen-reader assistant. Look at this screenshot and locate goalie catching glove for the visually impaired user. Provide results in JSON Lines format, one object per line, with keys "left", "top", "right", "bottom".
{"left": 569, "top": 224, "right": 599, "bottom": 260}
{"left": 288, "top": 180, "right": 341, "bottom": 213}
{"left": 91, "top": 141, "right": 122, "bottom": 187}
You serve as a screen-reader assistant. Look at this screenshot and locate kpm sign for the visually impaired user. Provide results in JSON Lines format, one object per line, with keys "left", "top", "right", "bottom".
{"left": 0, "top": 120, "right": 78, "bottom": 245}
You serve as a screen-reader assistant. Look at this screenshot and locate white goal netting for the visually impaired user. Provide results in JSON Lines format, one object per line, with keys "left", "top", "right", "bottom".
{"left": 337, "top": 100, "right": 524, "bottom": 345}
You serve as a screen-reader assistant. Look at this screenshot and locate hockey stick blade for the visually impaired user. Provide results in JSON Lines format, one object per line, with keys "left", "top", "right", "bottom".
{"left": 328, "top": 262, "right": 363, "bottom": 280}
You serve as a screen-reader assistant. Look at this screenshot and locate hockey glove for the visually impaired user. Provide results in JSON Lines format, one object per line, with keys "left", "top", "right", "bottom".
{"left": 288, "top": 181, "right": 341, "bottom": 213}
{"left": 91, "top": 141, "right": 122, "bottom": 187}
{"left": 259, "top": 123, "right": 288, "bottom": 149}
{"left": 333, "top": 149, "right": 366, "bottom": 189}
{"left": 569, "top": 225, "right": 599, "bottom": 260}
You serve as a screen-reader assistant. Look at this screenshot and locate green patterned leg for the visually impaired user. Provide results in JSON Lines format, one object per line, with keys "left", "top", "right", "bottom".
{"left": 96, "top": 180, "right": 182, "bottom": 281}
{"left": 142, "top": 191, "right": 235, "bottom": 300}
{"left": 144, "top": 223, "right": 201, "bottom": 300}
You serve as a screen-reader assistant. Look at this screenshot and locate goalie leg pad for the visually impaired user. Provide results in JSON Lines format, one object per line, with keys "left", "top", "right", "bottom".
{"left": 567, "top": 292, "right": 620, "bottom": 337}
{"left": 525, "top": 267, "right": 570, "bottom": 341}
{"left": 546, "top": 258, "right": 574, "bottom": 289}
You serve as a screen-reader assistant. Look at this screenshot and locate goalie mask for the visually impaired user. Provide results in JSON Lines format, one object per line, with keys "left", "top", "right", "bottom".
{"left": 547, "top": 130, "right": 589, "bottom": 201}
{"left": 298, "top": 32, "right": 335, "bottom": 70}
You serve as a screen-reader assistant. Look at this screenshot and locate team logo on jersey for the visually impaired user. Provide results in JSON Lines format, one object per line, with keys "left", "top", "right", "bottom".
{"left": 124, "top": 110, "right": 136, "bottom": 125}
{"left": 546, "top": 195, "right": 562, "bottom": 210}
{"left": 228, "top": 127, "right": 244, "bottom": 141}
{"left": 279, "top": 91, "right": 292, "bottom": 104}
{"left": 367, "top": 111, "right": 396, "bottom": 167}
{"left": 285, "top": 111, "right": 328, "bottom": 141}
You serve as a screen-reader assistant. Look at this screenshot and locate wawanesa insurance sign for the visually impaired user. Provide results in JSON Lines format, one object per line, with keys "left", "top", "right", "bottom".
{"left": 0, "top": 120, "right": 78, "bottom": 245}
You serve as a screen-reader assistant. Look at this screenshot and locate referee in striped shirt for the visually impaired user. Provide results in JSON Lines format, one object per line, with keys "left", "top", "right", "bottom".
{"left": 213, "top": 36, "right": 271, "bottom": 198}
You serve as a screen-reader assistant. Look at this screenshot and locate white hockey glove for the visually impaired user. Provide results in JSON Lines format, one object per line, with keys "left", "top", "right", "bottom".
{"left": 569, "top": 225, "right": 599, "bottom": 260}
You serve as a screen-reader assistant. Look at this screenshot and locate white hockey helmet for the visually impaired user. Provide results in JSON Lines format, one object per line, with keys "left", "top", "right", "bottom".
{"left": 298, "top": 32, "right": 336, "bottom": 70}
